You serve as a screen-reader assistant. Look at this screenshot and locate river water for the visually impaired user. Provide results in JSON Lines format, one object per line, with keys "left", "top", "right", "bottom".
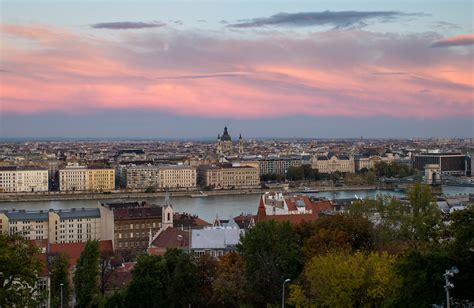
{"left": 1, "top": 186, "right": 472, "bottom": 223}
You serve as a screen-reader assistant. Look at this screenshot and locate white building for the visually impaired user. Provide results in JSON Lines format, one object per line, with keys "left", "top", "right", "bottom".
{"left": 0, "top": 206, "right": 114, "bottom": 245}
{"left": 191, "top": 218, "right": 244, "bottom": 257}
{"left": 0, "top": 167, "right": 48, "bottom": 193}
{"left": 311, "top": 154, "right": 355, "bottom": 174}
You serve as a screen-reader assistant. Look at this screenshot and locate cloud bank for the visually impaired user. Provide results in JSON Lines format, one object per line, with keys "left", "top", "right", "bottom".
{"left": 1, "top": 23, "right": 472, "bottom": 121}
{"left": 228, "top": 10, "right": 421, "bottom": 29}
{"left": 91, "top": 21, "right": 166, "bottom": 29}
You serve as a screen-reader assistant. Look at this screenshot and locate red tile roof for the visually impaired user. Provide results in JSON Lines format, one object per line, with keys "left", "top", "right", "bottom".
{"left": 148, "top": 227, "right": 189, "bottom": 256}
{"left": 49, "top": 240, "right": 114, "bottom": 268}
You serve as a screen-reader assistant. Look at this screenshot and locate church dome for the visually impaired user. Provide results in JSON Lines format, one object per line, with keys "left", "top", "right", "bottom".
{"left": 221, "top": 126, "right": 232, "bottom": 141}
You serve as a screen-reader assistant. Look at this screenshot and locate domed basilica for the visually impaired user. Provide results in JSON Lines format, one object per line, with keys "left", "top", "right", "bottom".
{"left": 216, "top": 126, "right": 243, "bottom": 157}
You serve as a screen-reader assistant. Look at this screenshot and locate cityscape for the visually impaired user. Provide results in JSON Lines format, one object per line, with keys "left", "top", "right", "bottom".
{"left": 1, "top": 0, "right": 473, "bottom": 307}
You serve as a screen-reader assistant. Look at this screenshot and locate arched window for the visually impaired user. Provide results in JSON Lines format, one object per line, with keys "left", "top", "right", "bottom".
{"left": 167, "top": 213, "right": 171, "bottom": 221}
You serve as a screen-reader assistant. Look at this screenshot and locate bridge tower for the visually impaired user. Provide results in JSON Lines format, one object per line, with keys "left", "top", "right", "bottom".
{"left": 425, "top": 164, "right": 441, "bottom": 185}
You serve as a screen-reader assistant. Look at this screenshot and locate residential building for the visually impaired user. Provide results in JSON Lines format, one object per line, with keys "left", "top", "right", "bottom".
{"left": 256, "top": 192, "right": 333, "bottom": 224}
{"left": 0, "top": 206, "right": 114, "bottom": 244}
{"left": 197, "top": 164, "right": 260, "bottom": 189}
{"left": 158, "top": 165, "right": 196, "bottom": 190}
{"left": 59, "top": 165, "right": 115, "bottom": 191}
{"left": 258, "top": 157, "right": 302, "bottom": 176}
{"left": 191, "top": 219, "right": 244, "bottom": 257}
{"left": 125, "top": 165, "right": 160, "bottom": 190}
{"left": 101, "top": 201, "right": 173, "bottom": 253}
{"left": 0, "top": 166, "right": 48, "bottom": 192}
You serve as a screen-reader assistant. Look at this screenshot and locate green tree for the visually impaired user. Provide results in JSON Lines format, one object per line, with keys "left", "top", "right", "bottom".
{"left": 125, "top": 254, "right": 169, "bottom": 307}
{"left": 392, "top": 248, "right": 449, "bottom": 306}
{"left": 164, "top": 249, "right": 199, "bottom": 306}
{"left": 0, "top": 234, "right": 46, "bottom": 307}
{"left": 289, "top": 251, "right": 398, "bottom": 307}
{"left": 212, "top": 252, "right": 247, "bottom": 306}
{"left": 238, "top": 220, "right": 302, "bottom": 305}
{"left": 50, "top": 253, "right": 71, "bottom": 308}
{"left": 74, "top": 240, "right": 100, "bottom": 307}
{"left": 448, "top": 207, "right": 474, "bottom": 300}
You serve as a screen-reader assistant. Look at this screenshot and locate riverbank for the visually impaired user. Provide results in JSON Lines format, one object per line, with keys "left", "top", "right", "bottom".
{"left": 0, "top": 185, "right": 378, "bottom": 203}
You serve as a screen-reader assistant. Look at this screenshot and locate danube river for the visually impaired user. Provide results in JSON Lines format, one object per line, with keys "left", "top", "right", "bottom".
{"left": 1, "top": 186, "right": 472, "bottom": 223}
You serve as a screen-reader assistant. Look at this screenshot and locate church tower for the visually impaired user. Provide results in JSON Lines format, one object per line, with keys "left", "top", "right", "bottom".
{"left": 216, "top": 133, "right": 222, "bottom": 156}
{"left": 238, "top": 133, "right": 244, "bottom": 156}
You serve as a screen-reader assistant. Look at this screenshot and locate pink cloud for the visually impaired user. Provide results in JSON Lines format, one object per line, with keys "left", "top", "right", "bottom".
{"left": 1, "top": 24, "right": 473, "bottom": 119}
{"left": 430, "top": 34, "right": 474, "bottom": 47}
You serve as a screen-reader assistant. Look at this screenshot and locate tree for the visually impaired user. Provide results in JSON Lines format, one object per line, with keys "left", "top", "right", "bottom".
{"left": 164, "top": 249, "right": 199, "bottom": 306}
{"left": 212, "top": 252, "right": 247, "bottom": 306}
{"left": 391, "top": 248, "right": 449, "bottom": 307}
{"left": 50, "top": 253, "right": 71, "bottom": 308}
{"left": 238, "top": 220, "right": 302, "bottom": 305}
{"left": 125, "top": 254, "right": 169, "bottom": 307}
{"left": 289, "top": 251, "right": 398, "bottom": 307}
{"left": 297, "top": 214, "right": 375, "bottom": 259}
{"left": 195, "top": 254, "right": 218, "bottom": 306}
{"left": 0, "top": 234, "right": 46, "bottom": 307}
{"left": 74, "top": 240, "right": 100, "bottom": 307}
{"left": 99, "top": 250, "right": 117, "bottom": 295}
{"left": 448, "top": 207, "right": 474, "bottom": 301}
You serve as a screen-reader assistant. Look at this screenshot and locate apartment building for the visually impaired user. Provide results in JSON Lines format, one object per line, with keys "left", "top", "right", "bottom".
{"left": 158, "top": 165, "right": 196, "bottom": 190}
{"left": 101, "top": 201, "right": 173, "bottom": 253}
{"left": 0, "top": 206, "right": 114, "bottom": 244}
{"left": 0, "top": 166, "right": 48, "bottom": 193}
{"left": 197, "top": 164, "right": 259, "bottom": 189}
{"left": 258, "top": 157, "right": 302, "bottom": 176}
{"left": 59, "top": 165, "right": 115, "bottom": 191}
{"left": 125, "top": 165, "right": 160, "bottom": 190}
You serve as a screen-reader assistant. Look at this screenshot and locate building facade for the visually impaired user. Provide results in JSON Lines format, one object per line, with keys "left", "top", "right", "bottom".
{"left": 59, "top": 165, "right": 115, "bottom": 191}
{"left": 158, "top": 165, "right": 196, "bottom": 190}
{"left": 0, "top": 207, "right": 114, "bottom": 244}
{"left": 258, "top": 157, "right": 302, "bottom": 176}
{"left": 197, "top": 164, "right": 260, "bottom": 189}
{"left": 0, "top": 167, "right": 48, "bottom": 193}
{"left": 311, "top": 154, "right": 355, "bottom": 174}
{"left": 125, "top": 165, "right": 160, "bottom": 190}
{"left": 101, "top": 201, "right": 173, "bottom": 253}
{"left": 413, "top": 153, "right": 470, "bottom": 176}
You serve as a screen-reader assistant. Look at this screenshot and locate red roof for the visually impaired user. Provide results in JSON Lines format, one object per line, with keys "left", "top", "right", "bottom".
{"left": 148, "top": 227, "right": 189, "bottom": 256}
{"left": 49, "top": 240, "right": 114, "bottom": 268}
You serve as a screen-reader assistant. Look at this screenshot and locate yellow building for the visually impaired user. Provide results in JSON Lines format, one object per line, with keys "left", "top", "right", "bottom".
{"left": 59, "top": 165, "right": 115, "bottom": 191}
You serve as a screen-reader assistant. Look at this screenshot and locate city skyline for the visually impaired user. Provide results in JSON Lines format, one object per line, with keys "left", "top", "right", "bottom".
{"left": 1, "top": 0, "right": 473, "bottom": 138}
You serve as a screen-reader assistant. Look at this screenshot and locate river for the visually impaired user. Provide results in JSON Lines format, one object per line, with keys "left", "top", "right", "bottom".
{"left": 1, "top": 186, "right": 472, "bottom": 223}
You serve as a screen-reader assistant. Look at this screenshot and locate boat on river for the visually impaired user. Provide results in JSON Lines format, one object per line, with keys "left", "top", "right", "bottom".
{"left": 190, "top": 191, "right": 208, "bottom": 198}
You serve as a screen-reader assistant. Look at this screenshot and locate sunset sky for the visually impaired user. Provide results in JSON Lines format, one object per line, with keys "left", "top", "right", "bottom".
{"left": 1, "top": 0, "right": 473, "bottom": 138}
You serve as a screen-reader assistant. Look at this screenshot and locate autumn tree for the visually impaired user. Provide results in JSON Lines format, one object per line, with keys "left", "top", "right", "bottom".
{"left": 212, "top": 252, "right": 247, "bottom": 306}
{"left": 50, "top": 253, "right": 71, "bottom": 308}
{"left": 289, "top": 251, "right": 398, "bottom": 307}
{"left": 297, "top": 214, "right": 375, "bottom": 259}
{"left": 74, "top": 240, "right": 100, "bottom": 307}
{"left": 194, "top": 254, "right": 218, "bottom": 306}
{"left": 238, "top": 220, "right": 302, "bottom": 305}
{"left": 0, "top": 234, "right": 45, "bottom": 307}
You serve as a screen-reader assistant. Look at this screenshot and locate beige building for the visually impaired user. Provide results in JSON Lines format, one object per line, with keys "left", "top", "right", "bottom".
{"left": 59, "top": 165, "right": 115, "bottom": 191}
{"left": 0, "top": 167, "right": 48, "bottom": 193}
{"left": 311, "top": 154, "right": 355, "bottom": 174}
{"left": 197, "top": 164, "right": 259, "bottom": 189}
{"left": 158, "top": 165, "right": 196, "bottom": 190}
{"left": 258, "top": 157, "right": 301, "bottom": 176}
{"left": 355, "top": 155, "right": 382, "bottom": 171}
{"left": 0, "top": 206, "right": 114, "bottom": 245}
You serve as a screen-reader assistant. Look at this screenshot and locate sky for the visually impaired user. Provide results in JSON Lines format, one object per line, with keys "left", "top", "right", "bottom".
{"left": 1, "top": 0, "right": 473, "bottom": 139}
